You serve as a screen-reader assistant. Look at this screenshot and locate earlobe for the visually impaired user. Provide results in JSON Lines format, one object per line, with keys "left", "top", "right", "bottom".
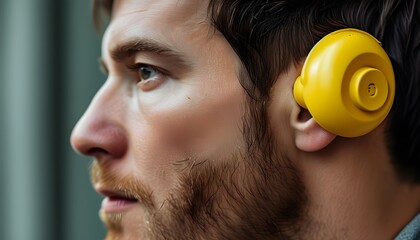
{"left": 291, "top": 106, "right": 337, "bottom": 152}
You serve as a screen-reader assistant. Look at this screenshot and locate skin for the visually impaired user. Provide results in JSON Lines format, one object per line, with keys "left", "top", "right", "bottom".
{"left": 71, "top": 0, "right": 420, "bottom": 239}
{"left": 72, "top": 0, "right": 307, "bottom": 239}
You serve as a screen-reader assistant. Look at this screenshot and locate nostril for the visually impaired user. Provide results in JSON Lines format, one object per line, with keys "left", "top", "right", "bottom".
{"left": 87, "top": 147, "right": 109, "bottom": 156}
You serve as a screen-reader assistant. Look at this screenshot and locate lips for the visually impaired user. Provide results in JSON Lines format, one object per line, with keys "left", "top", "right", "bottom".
{"left": 98, "top": 189, "right": 139, "bottom": 213}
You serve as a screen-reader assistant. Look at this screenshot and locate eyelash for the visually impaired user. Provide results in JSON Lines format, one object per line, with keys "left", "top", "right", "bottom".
{"left": 127, "top": 63, "right": 170, "bottom": 91}
{"left": 129, "top": 63, "right": 171, "bottom": 80}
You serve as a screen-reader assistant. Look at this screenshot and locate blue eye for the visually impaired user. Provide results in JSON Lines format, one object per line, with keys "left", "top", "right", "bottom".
{"left": 138, "top": 64, "right": 158, "bottom": 82}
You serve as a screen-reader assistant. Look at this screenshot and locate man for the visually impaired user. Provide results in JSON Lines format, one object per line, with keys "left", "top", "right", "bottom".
{"left": 71, "top": 0, "right": 420, "bottom": 239}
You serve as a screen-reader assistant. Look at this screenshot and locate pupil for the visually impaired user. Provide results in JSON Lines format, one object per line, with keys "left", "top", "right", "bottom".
{"left": 140, "top": 67, "right": 152, "bottom": 80}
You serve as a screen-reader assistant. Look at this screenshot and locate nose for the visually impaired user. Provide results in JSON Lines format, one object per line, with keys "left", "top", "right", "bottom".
{"left": 71, "top": 80, "right": 128, "bottom": 160}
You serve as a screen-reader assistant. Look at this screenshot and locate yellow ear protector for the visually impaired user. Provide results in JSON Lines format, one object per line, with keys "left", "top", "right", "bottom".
{"left": 293, "top": 28, "right": 395, "bottom": 137}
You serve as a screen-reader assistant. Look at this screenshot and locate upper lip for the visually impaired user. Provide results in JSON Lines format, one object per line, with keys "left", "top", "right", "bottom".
{"left": 96, "top": 186, "right": 138, "bottom": 201}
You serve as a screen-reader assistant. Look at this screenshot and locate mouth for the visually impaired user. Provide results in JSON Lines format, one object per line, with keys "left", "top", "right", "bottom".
{"left": 98, "top": 189, "right": 139, "bottom": 213}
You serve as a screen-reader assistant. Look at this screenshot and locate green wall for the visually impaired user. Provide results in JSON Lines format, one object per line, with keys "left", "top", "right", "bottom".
{"left": 0, "top": 0, "right": 106, "bottom": 239}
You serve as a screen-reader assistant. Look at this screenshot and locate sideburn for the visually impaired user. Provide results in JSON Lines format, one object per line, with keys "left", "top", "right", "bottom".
{"left": 149, "top": 98, "right": 308, "bottom": 240}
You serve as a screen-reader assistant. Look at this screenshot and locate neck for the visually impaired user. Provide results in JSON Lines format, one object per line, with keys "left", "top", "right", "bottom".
{"left": 298, "top": 132, "right": 420, "bottom": 239}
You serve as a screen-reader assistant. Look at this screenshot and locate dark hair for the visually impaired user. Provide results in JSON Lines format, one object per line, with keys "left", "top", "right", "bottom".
{"left": 92, "top": 0, "right": 420, "bottom": 182}
{"left": 207, "top": 0, "right": 420, "bottom": 183}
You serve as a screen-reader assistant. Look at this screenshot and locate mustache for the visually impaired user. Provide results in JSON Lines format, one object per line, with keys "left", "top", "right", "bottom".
{"left": 90, "top": 160, "right": 155, "bottom": 210}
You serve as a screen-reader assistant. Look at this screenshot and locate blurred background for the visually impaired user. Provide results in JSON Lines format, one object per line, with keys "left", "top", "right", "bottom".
{"left": 0, "top": 0, "right": 106, "bottom": 239}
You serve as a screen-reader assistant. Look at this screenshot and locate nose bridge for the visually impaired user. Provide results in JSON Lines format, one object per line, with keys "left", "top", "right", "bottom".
{"left": 71, "top": 79, "right": 128, "bottom": 159}
{"left": 86, "top": 78, "right": 125, "bottom": 121}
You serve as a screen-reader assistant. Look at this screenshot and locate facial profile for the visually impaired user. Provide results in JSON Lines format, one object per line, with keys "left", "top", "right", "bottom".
{"left": 71, "top": 0, "right": 307, "bottom": 239}
{"left": 71, "top": 0, "right": 420, "bottom": 239}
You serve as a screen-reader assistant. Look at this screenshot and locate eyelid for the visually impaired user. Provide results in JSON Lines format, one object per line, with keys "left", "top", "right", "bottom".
{"left": 127, "top": 63, "right": 168, "bottom": 91}
{"left": 127, "top": 63, "right": 170, "bottom": 77}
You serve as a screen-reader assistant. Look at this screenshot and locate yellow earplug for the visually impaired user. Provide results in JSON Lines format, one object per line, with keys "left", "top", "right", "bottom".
{"left": 293, "top": 28, "right": 395, "bottom": 137}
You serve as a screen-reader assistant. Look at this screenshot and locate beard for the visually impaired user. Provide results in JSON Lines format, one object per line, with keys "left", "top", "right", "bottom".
{"left": 91, "top": 99, "right": 308, "bottom": 240}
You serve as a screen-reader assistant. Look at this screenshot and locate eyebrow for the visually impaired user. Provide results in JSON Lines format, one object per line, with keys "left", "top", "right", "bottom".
{"left": 109, "top": 38, "right": 188, "bottom": 65}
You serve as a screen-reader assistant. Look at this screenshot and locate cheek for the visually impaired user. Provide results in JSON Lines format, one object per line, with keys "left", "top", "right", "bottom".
{"left": 145, "top": 80, "right": 245, "bottom": 154}
{"left": 126, "top": 76, "right": 246, "bottom": 195}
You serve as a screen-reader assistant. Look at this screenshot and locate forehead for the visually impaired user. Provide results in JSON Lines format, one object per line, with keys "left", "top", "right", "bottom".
{"left": 112, "top": 0, "right": 208, "bottom": 21}
{"left": 110, "top": 0, "right": 210, "bottom": 36}
{"left": 103, "top": 0, "right": 212, "bottom": 57}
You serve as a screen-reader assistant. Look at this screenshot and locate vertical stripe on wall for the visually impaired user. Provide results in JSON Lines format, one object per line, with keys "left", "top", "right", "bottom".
{"left": 0, "top": 0, "right": 105, "bottom": 239}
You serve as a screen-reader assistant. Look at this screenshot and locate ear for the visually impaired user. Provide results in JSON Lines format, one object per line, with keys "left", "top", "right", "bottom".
{"left": 291, "top": 105, "right": 337, "bottom": 152}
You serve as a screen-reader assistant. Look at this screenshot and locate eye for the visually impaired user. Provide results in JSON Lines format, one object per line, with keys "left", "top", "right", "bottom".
{"left": 128, "top": 63, "right": 167, "bottom": 91}
{"left": 138, "top": 64, "right": 158, "bottom": 82}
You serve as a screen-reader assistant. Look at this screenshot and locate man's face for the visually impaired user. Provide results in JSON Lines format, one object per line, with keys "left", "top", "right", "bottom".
{"left": 71, "top": 0, "right": 306, "bottom": 239}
